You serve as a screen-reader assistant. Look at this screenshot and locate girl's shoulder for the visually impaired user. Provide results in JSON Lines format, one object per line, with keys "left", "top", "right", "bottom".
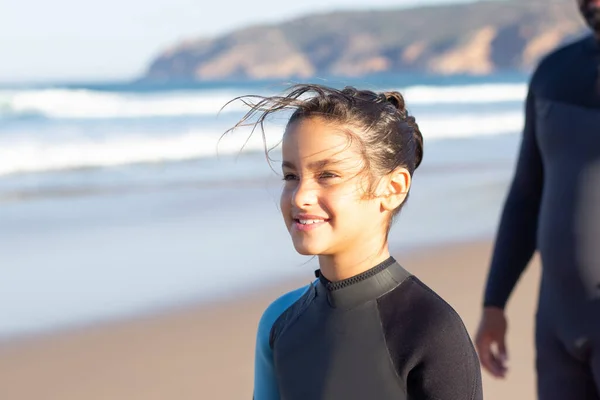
{"left": 259, "top": 284, "right": 312, "bottom": 325}
{"left": 380, "top": 275, "right": 483, "bottom": 399}
{"left": 256, "top": 282, "right": 316, "bottom": 347}
{"left": 379, "top": 275, "right": 469, "bottom": 339}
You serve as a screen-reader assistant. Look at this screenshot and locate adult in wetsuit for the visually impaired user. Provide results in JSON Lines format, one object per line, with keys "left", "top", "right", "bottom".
{"left": 254, "top": 257, "right": 483, "bottom": 400}
{"left": 476, "top": 1, "right": 600, "bottom": 398}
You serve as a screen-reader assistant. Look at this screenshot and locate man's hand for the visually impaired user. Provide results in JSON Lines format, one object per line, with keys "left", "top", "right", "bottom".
{"left": 475, "top": 306, "right": 509, "bottom": 378}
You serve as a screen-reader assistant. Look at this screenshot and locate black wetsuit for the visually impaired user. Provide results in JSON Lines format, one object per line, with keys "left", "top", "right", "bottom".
{"left": 483, "top": 34, "right": 600, "bottom": 399}
{"left": 254, "top": 257, "right": 483, "bottom": 399}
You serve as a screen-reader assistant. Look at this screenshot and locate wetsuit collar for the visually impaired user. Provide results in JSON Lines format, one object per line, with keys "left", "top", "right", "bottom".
{"left": 315, "top": 257, "right": 411, "bottom": 309}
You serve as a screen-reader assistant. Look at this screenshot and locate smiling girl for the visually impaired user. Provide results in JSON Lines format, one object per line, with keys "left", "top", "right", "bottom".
{"left": 225, "top": 84, "right": 483, "bottom": 400}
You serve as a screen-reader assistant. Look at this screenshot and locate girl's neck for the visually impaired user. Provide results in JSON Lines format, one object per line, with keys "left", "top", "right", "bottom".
{"left": 318, "top": 246, "right": 391, "bottom": 282}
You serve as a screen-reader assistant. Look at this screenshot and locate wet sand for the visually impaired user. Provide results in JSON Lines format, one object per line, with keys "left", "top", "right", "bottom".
{"left": 0, "top": 240, "right": 540, "bottom": 400}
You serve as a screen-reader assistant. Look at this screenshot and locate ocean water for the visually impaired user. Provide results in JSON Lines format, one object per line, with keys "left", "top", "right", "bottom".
{"left": 0, "top": 74, "right": 527, "bottom": 340}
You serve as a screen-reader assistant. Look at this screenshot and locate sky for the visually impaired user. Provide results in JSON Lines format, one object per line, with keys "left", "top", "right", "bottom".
{"left": 0, "top": 0, "right": 486, "bottom": 82}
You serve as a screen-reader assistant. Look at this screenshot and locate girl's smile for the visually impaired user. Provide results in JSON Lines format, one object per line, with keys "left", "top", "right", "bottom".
{"left": 292, "top": 214, "right": 330, "bottom": 232}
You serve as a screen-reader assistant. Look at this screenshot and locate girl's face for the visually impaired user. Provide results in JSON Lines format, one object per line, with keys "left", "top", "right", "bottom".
{"left": 280, "top": 117, "right": 390, "bottom": 257}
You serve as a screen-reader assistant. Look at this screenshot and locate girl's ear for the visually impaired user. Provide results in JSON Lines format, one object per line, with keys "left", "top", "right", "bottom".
{"left": 380, "top": 168, "right": 411, "bottom": 212}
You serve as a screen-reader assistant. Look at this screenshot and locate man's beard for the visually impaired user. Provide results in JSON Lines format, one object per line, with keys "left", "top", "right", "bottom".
{"left": 581, "top": 4, "right": 600, "bottom": 32}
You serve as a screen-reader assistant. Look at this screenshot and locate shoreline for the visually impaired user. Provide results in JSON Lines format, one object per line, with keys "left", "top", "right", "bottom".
{"left": 0, "top": 234, "right": 495, "bottom": 345}
{"left": 0, "top": 239, "right": 541, "bottom": 400}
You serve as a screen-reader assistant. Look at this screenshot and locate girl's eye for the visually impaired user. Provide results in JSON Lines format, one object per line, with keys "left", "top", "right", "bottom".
{"left": 319, "top": 172, "right": 338, "bottom": 179}
{"left": 283, "top": 173, "right": 298, "bottom": 181}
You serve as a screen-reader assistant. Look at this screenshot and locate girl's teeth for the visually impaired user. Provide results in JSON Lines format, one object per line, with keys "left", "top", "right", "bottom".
{"left": 299, "top": 219, "right": 324, "bottom": 225}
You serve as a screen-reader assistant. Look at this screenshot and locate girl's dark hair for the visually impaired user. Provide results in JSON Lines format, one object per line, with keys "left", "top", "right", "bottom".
{"left": 223, "top": 83, "right": 424, "bottom": 223}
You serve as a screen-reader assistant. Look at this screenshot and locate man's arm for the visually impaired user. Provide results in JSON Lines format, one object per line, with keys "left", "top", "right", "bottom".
{"left": 483, "top": 89, "right": 544, "bottom": 309}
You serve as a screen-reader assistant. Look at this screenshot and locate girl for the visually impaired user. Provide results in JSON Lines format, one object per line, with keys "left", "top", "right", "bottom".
{"left": 225, "top": 84, "right": 483, "bottom": 400}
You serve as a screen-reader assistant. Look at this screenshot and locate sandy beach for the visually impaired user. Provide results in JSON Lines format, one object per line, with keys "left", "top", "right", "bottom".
{"left": 0, "top": 239, "right": 540, "bottom": 400}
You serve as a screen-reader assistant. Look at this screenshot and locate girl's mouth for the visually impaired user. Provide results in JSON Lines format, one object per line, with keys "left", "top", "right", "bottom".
{"left": 293, "top": 218, "right": 328, "bottom": 231}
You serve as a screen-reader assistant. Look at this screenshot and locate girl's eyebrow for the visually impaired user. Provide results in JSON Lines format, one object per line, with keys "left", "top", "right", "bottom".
{"left": 281, "top": 161, "right": 295, "bottom": 170}
{"left": 282, "top": 159, "right": 343, "bottom": 170}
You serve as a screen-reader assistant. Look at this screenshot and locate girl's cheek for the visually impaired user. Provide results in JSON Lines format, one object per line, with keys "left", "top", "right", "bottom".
{"left": 329, "top": 181, "right": 365, "bottom": 199}
{"left": 322, "top": 188, "right": 354, "bottom": 206}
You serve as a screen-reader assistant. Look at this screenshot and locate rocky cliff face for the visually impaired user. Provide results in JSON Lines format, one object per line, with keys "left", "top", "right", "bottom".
{"left": 144, "top": 0, "right": 588, "bottom": 81}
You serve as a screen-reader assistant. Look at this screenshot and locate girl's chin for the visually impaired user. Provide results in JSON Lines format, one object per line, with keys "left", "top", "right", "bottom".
{"left": 292, "top": 241, "right": 330, "bottom": 256}
{"left": 293, "top": 246, "right": 321, "bottom": 256}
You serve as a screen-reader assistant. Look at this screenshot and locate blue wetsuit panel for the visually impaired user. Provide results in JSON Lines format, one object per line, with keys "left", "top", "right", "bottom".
{"left": 253, "top": 285, "right": 311, "bottom": 400}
